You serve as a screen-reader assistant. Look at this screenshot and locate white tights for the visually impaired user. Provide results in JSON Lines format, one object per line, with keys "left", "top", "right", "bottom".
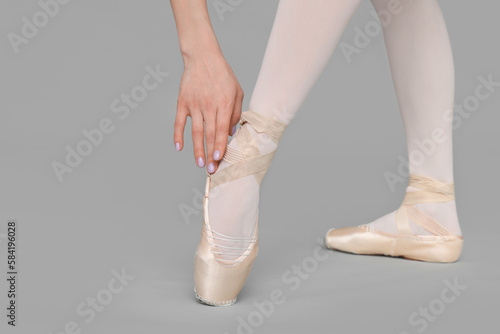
{"left": 207, "top": 0, "right": 461, "bottom": 260}
{"left": 368, "top": 0, "right": 460, "bottom": 235}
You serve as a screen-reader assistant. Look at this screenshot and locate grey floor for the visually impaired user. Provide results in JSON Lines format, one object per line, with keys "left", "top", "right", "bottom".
{"left": 1, "top": 1, "right": 499, "bottom": 333}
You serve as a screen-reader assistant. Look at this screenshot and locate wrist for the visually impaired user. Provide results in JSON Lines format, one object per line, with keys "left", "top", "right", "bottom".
{"left": 178, "top": 23, "right": 222, "bottom": 65}
{"left": 180, "top": 38, "right": 223, "bottom": 67}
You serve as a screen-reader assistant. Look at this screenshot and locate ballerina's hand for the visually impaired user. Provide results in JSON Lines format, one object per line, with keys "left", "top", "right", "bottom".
{"left": 174, "top": 51, "right": 243, "bottom": 174}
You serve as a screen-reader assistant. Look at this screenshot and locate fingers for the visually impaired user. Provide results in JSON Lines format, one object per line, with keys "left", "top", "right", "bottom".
{"left": 190, "top": 112, "right": 206, "bottom": 168}
{"left": 175, "top": 86, "right": 243, "bottom": 173}
{"left": 174, "top": 103, "right": 188, "bottom": 152}
{"left": 229, "top": 88, "right": 243, "bottom": 136}
{"left": 209, "top": 89, "right": 243, "bottom": 174}
{"left": 204, "top": 113, "right": 217, "bottom": 174}
{"left": 212, "top": 105, "right": 232, "bottom": 170}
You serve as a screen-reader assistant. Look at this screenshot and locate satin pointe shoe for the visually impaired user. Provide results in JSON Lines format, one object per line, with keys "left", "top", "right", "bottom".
{"left": 194, "top": 110, "right": 287, "bottom": 306}
{"left": 325, "top": 174, "right": 464, "bottom": 263}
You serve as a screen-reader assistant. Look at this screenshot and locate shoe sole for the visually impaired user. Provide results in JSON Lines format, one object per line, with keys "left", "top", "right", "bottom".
{"left": 194, "top": 287, "right": 237, "bottom": 307}
{"left": 325, "top": 228, "right": 464, "bottom": 263}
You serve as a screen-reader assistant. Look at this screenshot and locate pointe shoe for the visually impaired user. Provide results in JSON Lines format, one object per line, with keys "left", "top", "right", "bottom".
{"left": 325, "top": 174, "right": 464, "bottom": 263}
{"left": 194, "top": 110, "right": 287, "bottom": 306}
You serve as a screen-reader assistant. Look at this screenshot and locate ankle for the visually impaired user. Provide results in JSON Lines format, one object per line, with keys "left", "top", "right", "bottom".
{"left": 411, "top": 201, "right": 461, "bottom": 236}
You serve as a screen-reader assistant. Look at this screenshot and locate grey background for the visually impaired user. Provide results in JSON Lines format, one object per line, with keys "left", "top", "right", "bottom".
{"left": 1, "top": 0, "right": 499, "bottom": 333}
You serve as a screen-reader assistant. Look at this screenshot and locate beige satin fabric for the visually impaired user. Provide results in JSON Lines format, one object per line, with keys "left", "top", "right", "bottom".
{"left": 396, "top": 174, "right": 455, "bottom": 236}
{"left": 325, "top": 174, "right": 463, "bottom": 263}
{"left": 239, "top": 110, "right": 287, "bottom": 144}
{"left": 195, "top": 111, "right": 286, "bottom": 305}
{"left": 210, "top": 110, "right": 287, "bottom": 190}
{"left": 325, "top": 226, "right": 463, "bottom": 263}
{"left": 194, "top": 185, "right": 259, "bottom": 305}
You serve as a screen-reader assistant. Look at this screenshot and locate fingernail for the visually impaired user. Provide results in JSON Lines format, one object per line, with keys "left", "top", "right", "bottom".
{"left": 213, "top": 150, "right": 220, "bottom": 160}
{"left": 197, "top": 157, "right": 205, "bottom": 168}
{"left": 208, "top": 163, "right": 215, "bottom": 174}
{"left": 175, "top": 142, "right": 180, "bottom": 151}
{"left": 231, "top": 126, "right": 236, "bottom": 136}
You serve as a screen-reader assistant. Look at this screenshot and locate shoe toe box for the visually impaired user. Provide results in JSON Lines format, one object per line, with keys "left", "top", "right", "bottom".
{"left": 325, "top": 226, "right": 366, "bottom": 251}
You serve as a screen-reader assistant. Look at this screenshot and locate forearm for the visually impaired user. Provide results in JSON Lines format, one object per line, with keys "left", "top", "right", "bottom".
{"left": 170, "top": 0, "right": 222, "bottom": 65}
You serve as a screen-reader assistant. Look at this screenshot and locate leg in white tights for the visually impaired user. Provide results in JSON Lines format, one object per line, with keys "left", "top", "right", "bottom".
{"left": 207, "top": 0, "right": 363, "bottom": 260}
{"left": 366, "top": 0, "right": 461, "bottom": 236}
